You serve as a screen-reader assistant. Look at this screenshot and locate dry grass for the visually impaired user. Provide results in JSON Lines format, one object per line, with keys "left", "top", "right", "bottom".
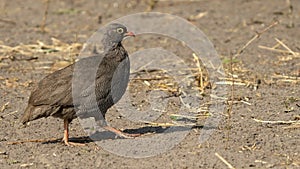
{"left": 0, "top": 38, "right": 82, "bottom": 65}
{"left": 259, "top": 38, "right": 299, "bottom": 84}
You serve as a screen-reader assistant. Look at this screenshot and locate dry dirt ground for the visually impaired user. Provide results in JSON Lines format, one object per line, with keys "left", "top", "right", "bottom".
{"left": 0, "top": 0, "right": 300, "bottom": 168}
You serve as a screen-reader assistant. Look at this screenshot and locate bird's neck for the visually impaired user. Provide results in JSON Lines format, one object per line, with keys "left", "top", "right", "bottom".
{"left": 103, "top": 42, "right": 127, "bottom": 62}
{"left": 103, "top": 42, "right": 121, "bottom": 52}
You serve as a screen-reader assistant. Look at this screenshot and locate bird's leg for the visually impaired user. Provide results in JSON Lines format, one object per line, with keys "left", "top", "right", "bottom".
{"left": 103, "top": 126, "right": 140, "bottom": 138}
{"left": 63, "top": 119, "right": 70, "bottom": 145}
{"left": 62, "top": 119, "right": 84, "bottom": 146}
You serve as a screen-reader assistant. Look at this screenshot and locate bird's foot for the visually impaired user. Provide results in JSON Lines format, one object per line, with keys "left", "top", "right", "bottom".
{"left": 65, "top": 141, "right": 85, "bottom": 146}
{"left": 103, "top": 126, "right": 141, "bottom": 139}
{"left": 62, "top": 138, "right": 85, "bottom": 146}
{"left": 117, "top": 132, "right": 141, "bottom": 139}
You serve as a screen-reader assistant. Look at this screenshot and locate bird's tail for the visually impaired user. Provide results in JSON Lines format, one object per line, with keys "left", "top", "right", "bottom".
{"left": 20, "top": 104, "right": 60, "bottom": 125}
{"left": 20, "top": 105, "right": 36, "bottom": 125}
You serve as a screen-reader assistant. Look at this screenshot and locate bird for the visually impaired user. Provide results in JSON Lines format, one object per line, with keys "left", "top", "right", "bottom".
{"left": 20, "top": 23, "right": 136, "bottom": 146}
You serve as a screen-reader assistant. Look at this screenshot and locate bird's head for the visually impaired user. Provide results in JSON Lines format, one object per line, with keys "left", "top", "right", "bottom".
{"left": 102, "top": 23, "right": 135, "bottom": 46}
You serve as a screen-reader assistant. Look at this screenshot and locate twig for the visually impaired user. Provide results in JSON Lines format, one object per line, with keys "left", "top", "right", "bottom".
{"left": 0, "top": 102, "right": 9, "bottom": 113}
{"left": 258, "top": 37, "right": 299, "bottom": 59}
{"left": 170, "top": 114, "right": 198, "bottom": 119}
{"left": 1, "top": 111, "right": 17, "bottom": 118}
{"left": 20, "top": 163, "right": 34, "bottom": 167}
{"left": 253, "top": 118, "right": 298, "bottom": 124}
{"left": 169, "top": 113, "right": 209, "bottom": 120}
{"left": 272, "top": 74, "right": 299, "bottom": 79}
{"left": 271, "top": 74, "right": 300, "bottom": 84}
{"left": 131, "top": 77, "right": 171, "bottom": 81}
{"left": 40, "top": 0, "right": 50, "bottom": 32}
{"left": 193, "top": 53, "right": 204, "bottom": 91}
{"left": 142, "top": 121, "right": 195, "bottom": 127}
{"left": 283, "top": 123, "right": 300, "bottom": 129}
{"left": 234, "top": 20, "right": 279, "bottom": 58}
{"left": 240, "top": 100, "right": 252, "bottom": 106}
{"left": 258, "top": 45, "right": 300, "bottom": 56}
{"left": 216, "top": 81, "right": 246, "bottom": 86}
{"left": 7, "top": 138, "right": 61, "bottom": 145}
{"left": 215, "top": 153, "right": 235, "bottom": 169}
{"left": 0, "top": 18, "right": 16, "bottom": 25}
{"left": 275, "top": 38, "right": 298, "bottom": 57}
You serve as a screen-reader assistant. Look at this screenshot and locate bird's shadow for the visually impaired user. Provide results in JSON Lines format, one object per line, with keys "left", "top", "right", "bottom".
{"left": 42, "top": 124, "right": 210, "bottom": 144}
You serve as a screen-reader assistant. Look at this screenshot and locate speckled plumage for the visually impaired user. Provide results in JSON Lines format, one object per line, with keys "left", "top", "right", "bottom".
{"left": 20, "top": 23, "right": 135, "bottom": 145}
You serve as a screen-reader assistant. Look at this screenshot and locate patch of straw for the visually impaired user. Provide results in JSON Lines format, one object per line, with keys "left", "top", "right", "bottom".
{"left": 0, "top": 38, "right": 82, "bottom": 60}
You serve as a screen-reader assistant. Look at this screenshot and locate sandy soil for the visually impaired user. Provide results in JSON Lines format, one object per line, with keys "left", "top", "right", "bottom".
{"left": 0, "top": 0, "right": 299, "bottom": 168}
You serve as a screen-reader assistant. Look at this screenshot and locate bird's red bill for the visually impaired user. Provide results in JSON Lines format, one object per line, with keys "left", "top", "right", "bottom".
{"left": 125, "top": 31, "right": 135, "bottom": 37}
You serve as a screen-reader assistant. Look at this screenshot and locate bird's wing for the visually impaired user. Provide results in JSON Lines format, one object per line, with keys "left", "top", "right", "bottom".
{"left": 29, "top": 55, "right": 101, "bottom": 107}
{"left": 29, "top": 64, "right": 74, "bottom": 106}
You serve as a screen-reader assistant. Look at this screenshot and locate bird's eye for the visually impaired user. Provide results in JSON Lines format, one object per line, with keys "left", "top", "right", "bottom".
{"left": 116, "top": 28, "right": 124, "bottom": 34}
